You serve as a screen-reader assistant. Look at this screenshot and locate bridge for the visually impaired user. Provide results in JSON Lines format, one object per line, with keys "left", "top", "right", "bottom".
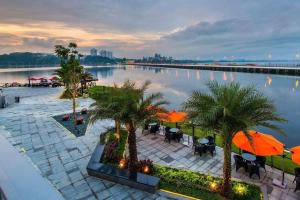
{"left": 127, "top": 63, "right": 300, "bottom": 76}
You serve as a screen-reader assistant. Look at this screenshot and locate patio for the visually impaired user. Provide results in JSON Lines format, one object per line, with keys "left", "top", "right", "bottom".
{"left": 137, "top": 131, "right": 300, "bottom": 200}
{"left": 0, "top": 87, "right": 299, "bottom": 199}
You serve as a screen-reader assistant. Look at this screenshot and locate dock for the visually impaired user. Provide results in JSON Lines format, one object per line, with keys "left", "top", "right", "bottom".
{"left": 127, "top": 63, "right": 300, "bottom": 76}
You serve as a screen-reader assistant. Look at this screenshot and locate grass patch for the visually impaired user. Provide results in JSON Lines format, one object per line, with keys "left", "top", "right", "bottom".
{"left": 154, "top": 165, "right": 263, "bottom": 200}
{"left": 53, "top": 112, "right": 90, "bottom": 137}
{"left": 163, "top": 122, "right": 297, "bottom": 175}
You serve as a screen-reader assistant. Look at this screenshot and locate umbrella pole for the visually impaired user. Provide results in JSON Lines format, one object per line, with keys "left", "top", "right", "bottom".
{"left": 281, "top": 154, "right": 285, "bottom": 186}
{"left": 271, "top": 156, "right": 274, "bottom": 167}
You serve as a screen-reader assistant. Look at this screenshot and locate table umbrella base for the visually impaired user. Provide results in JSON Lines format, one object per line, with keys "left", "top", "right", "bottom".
{"left": 272, "top": 179, "right": 287, "bottom": 189}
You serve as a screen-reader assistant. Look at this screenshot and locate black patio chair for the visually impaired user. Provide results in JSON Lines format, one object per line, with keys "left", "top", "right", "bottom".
{"left": 194, "top": 144, "right": 206, "bottom": 156}
{"left": 295, "top": 177, "right": 300, "bottom": 192}
{"left": 164, "top": 132, "right": 172, "bottom": 143}
{"left": 255, "top": 156, "right": 266, "bottom": 172}
{"left": 206, "top": 136, "right": 215, "bottom": 145}
{"left": 192, "top": 136, "right": 199, "bottom": 149}
{"left": 150, "top": 126, "right": 157, "bottom": 134}
{"left": 143, "top": 123, "right": 149, "bottom": 134}
{"left": 249, "top": 163, "right": 260, "bottom": 179}
{"left": 206, "top": 144, "right": 216, "bottom": 156}
{"left": 234, "top": 155, "right": 248, "bottom": 172}
{"left": 165, "top": 126, "right": 171, "bottom": 134}
{"left": 154, "top": 124, "right": 160, "bottom": 133}
{"left": 293, "top": 168, "right": 300, "bottom": 183}
{"left": 176, "top": 132, "right": 183, "bottom": 142}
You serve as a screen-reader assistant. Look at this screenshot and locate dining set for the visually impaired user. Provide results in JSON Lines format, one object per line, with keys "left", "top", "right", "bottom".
{"left": 164, "top": 126, "right": 183, "bottom": 143}
{"left": 143, "top": 122, "right": 184, "bottom": 143}
{"left": 234, "top": 152, "right": 266, "bottom": 179}
{"left": 193, "top": 136, "right": 216, "bottom": 157}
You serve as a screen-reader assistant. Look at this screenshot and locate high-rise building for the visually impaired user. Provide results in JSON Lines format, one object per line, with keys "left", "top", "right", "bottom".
{"left": 99, "top": 50, "right": 113, "bottom": 59}
{"left": 90, "top": 48, "right": 97, "bottom": 56}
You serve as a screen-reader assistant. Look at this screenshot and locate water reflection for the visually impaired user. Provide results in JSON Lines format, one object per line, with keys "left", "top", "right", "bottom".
{"left": 1, "top": 65, "right": 300, "bottom": 147}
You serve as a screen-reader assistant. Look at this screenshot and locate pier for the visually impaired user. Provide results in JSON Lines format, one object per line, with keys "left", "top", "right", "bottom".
{"left": 128, "top": 63, "right": 300, "bottom": 76}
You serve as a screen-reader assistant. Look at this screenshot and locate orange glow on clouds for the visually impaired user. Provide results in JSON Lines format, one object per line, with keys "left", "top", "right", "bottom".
{"left": 0, "top": 22, "right": 160, "bottom": 50}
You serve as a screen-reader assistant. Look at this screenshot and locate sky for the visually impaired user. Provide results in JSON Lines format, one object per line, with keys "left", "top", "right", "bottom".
{"left": 1, "top": 0, "right": 300, "bottom": 59}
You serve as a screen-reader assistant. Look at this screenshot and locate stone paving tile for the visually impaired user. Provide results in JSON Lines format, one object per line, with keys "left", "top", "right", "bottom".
{"left": 136, "top": 131, "right": 300, "bottom": 200}
{"left": 0, "top": 88, "right": 168, "bottom": 200}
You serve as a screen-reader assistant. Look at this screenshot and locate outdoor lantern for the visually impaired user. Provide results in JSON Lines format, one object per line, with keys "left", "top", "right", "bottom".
{"left": 119, "top": 159, "right": 126, "bottom": 169}
{"left": 143, "top": 166, "right": 149, "bottom": 174}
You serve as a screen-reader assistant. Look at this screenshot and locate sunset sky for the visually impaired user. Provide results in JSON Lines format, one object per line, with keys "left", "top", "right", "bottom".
{"left": 1, "top": 0, "right": 300, "bottom": 59}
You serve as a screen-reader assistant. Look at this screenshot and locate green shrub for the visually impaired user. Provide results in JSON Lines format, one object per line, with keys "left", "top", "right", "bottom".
{"left": 154, "top": 165, "right": 262, "bottom": 200}
{"left": 102, "top": 129, "right": 128, "bottom": 164}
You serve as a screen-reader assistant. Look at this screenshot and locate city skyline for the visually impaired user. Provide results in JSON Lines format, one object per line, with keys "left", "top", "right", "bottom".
{"left": 1, "top": 0, "right": 300, "bottom": 59}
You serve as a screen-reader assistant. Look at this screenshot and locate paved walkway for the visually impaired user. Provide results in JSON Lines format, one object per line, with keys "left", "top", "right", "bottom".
{"left": 0, "top": 87, "right": 299, "bottom": 200}
{"left": 0, "top": 88, "right": 166, "bottom": 200}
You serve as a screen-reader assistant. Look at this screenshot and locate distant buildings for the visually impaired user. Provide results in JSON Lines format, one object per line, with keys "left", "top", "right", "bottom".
{"left": 99, "top": 50, "right": 113, "bottom": 59}
{"left": 139, "top": 53, "right": 173, "bottom": 63}
{"left": 90, "top": 48, "right": 97, "bottom": 56}
{"left": 90, "top": 48, "right": 113, "bottom": 59}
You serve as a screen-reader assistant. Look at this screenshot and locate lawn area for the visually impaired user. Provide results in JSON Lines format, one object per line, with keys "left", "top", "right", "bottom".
{"left": 162, "top": 122, "right": 298, "bottom": 175}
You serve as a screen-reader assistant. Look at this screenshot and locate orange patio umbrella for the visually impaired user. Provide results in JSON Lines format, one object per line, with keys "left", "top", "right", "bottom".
{"left": 290, "top": 146, "right": 300, "bottom": 165}
{"left": 159, "top": 110, "right": 187, "bottom": 123}
{"left": 233, "top": 130, "right": 284, "bottom": 156}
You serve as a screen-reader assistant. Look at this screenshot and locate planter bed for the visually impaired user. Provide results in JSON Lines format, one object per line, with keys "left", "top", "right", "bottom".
{"left": 53, "top": 112, "right": 90, "bottom": 137}
{"left": 87, "top": 143, "right": 160, "bottom": 193}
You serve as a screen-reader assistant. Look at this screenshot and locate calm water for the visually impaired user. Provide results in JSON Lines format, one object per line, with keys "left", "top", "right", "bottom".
{"left": 0, "top": 65, "right": 300, "bottom": 147}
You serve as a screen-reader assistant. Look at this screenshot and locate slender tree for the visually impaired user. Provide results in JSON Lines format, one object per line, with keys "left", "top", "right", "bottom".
{"left": 119, "top": 80, "right": 168, "bottom": 175}
{"left": 55, "top": 43, "right": 84, "bottom": 128}
{"left": 184, "top": 81, "right": 285, "bottom": 197}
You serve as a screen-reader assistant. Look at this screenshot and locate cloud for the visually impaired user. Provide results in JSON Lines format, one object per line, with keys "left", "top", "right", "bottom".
{"left": 1, "top": 0, "right": 300, "bottom": 59}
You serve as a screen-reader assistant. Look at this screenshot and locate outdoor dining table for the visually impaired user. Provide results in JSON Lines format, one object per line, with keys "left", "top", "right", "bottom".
{"left": 169, "top": 128, "right": 179, "bottom": 133}
{"left": 198, "top": 138, "right": 209, "bottom": 145}
{"left": 149, "top": 122, "right": 157, "bottom": 126}
{"left": 242, "top": 153, "right": 256, "bottom": 162}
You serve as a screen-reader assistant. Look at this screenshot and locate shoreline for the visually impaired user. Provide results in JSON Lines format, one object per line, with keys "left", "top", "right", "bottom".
{"left": 0, "top": 65, "right": 119, "bottom": 73}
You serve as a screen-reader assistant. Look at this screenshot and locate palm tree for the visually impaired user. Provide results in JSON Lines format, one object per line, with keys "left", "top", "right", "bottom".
{"left": 55, "top": 43, "right": 84, "bottom": 128}
{"left": 119, "top": 80, "right": 168, "bottom": 175}
{"left": 184, "top": 81, "right": 285, "bottom": 197}
{"left": 89, "top": 85, "right": 127, "bottom": 137}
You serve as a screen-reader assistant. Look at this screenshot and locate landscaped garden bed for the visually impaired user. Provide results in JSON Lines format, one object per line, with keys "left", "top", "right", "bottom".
{"left": 154, "top": 165, "right": 263, "bottom": 200}
{"left": 53, "top": 111, "right": 90, "bottom": 137}
{"left": 87, "top": 129, "right": 161, "bottom": 193}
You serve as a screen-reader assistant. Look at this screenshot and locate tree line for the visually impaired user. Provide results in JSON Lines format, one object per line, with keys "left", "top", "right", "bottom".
{"left": 0, "top": 52, "right": 124, "bottom": 67}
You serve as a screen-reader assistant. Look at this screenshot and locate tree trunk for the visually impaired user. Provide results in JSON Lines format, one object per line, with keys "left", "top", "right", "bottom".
{"left": 72, "top": 87, "right": 77, "bottom": 129}
{"left": 115, "top": 120, "right": 121, "bottom": 137}
{"left": 126, "top": 121, "right": 138, "bottom": 177}
{"left": 222, "top": 136, "right": 232, "bottom": 198}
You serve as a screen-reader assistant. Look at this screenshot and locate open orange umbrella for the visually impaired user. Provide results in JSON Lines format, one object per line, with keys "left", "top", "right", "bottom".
{"left": 233, "top": 130, "right": 284, "bottom": 156}
{"left": 159, "top": 110, "right": 187, "bottom": 123}
{"left": 290, "top": 146, "right": 300, "bottom": 165}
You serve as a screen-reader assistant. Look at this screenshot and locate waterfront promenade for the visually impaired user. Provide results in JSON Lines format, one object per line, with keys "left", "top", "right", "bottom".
{"left": 129, "top": 63, "right": 300, "bottom": 76}
{"left": 0, "top": 87, "right": 299, "bottom": 199}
